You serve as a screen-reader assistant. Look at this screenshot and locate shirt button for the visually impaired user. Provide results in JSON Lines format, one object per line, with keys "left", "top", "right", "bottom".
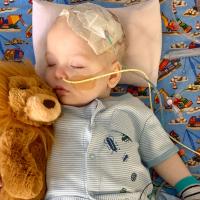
{"left": 89, "top": 153, "right": 96, "bottom": 160}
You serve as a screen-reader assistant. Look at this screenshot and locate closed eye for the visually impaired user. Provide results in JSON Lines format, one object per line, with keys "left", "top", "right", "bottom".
{"left": 18, "top": 84, "right": 29, "bottom": 90}
{"left": 47, "top": 64, "right": 56, "bottom": 67}
{"left": 70, "top": 65, "right": 85, "bottom": 69}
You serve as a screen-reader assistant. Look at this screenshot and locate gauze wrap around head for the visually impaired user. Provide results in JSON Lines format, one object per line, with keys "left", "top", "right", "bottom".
{"left": 59, "top": 3, "right": 124, "bottom": 55}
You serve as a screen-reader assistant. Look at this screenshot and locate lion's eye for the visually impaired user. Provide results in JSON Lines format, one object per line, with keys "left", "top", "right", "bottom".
{"left": 19, "top": 84, "right": 29, "bottom": 90}
{"left": 38, "top": 84, "right": 44, "bottom": 89}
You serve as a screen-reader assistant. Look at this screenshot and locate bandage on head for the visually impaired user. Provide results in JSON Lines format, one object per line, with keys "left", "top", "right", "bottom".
{"left": 59, "top": 3, "right": 124, "bottom": 55}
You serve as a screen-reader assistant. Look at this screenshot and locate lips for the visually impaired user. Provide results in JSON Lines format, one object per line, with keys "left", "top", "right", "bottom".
{"left": 54, "top": 86, "right": 70, "bottom": 95}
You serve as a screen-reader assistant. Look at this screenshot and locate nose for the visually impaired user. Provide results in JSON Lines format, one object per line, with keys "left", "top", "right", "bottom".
{"left": 54, "top": 67, "right": 68, "bottom": 80}
{"left": 43, "top": 99, "right": 55, "bottom": 109}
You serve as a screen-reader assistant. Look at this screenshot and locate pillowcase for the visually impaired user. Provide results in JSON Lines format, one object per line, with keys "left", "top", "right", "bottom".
{"left": 32, "top": 0, "right": 161, "bottom": 86}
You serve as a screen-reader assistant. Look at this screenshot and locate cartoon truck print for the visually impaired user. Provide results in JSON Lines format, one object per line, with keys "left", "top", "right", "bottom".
{"left": 169, "top": 130, "right": 180, "bottom": 143}
{"left": 188, "top": 116, "right": 200, "bottom": 127}
{"left": 0, "top": 34, "right": 24, "bottom": 62}
{"left": 159, "top": 58, "right": 181, "bottom": 71}
{"left": 161, "top": 12, "right": 192, "bottom": 33}
{"left": 4, "top": 48, "right": 24, "bottom": 62}
{"left": 189, "top": 42, "right": 200, "bottom": 49}
{"left": 158, "top": 58, "right": 181, "bottom": 79}
{"left": 0, "top": 14, "right": 26, "bottom": 29}
{"left": 173, "top": 95, "right": 193, "bottom": 109}
{"left": 4, "top": 0, "right": 14, "bottom": 6}
{"left": 176, "top": 18, "right": 192, "bottom": 33}
{"left": 161, "top": 12, "right": 179, "bottom": 32}
{"left": 155, "top": 89, "right": 193, "bottom": 109}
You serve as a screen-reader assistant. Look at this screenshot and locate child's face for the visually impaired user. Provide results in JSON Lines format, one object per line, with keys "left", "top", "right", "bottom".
{"left": 45, "top": 17, "right": 117, "bottom": 106}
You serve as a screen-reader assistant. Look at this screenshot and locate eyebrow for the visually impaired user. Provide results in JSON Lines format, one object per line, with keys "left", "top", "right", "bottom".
{"left": 71, "top": 54, "right": 90, "bottom": 61}
{"left": 46, "top": 51, "right": 89, "bottom": 58}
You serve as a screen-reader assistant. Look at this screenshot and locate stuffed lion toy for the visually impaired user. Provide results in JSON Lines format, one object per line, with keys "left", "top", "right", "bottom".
{"left": 0, "top": 61, "right": 61, "bottom": 200}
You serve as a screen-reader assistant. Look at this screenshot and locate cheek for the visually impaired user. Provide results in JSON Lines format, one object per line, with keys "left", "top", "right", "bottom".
{"left": 44, "top": 71, "right": 54, "bottom": 85}
{"left": 73, "top": 81, "right": 96, "bottom": 91}
{"left": 69, "top": 74, "right": 97, "bottom": 91}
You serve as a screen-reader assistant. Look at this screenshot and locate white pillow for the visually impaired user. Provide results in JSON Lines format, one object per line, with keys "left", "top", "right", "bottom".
{"left": 32, "top": 0, "right": 161, "bottom": 86}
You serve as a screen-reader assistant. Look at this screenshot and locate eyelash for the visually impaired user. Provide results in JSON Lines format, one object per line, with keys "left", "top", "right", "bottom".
{"left": 70, "top": 65, "right": 85, "bottom": 69}
{"left": 47, "top": 64, "right": 55, "bottom": 67}
{"left": 47, "top": 64, "right": 85, "bottom": 69}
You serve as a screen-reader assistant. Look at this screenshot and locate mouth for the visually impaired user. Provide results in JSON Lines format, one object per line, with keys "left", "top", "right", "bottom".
{"left": 54, "top": 86, "right": 70, "bottom": 94}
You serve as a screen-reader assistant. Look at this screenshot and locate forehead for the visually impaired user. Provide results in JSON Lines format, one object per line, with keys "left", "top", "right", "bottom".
{"left": 49, "top": 17, "right": 69, "bottom": 33}
{"left": 47, "top": 17, "right": 77, "bottom": 43}
{"left": 46, "top": 17, "right": 112, "bottom": 69}
{"left": 47, "top": 17, "right": 96, "bottom": 55}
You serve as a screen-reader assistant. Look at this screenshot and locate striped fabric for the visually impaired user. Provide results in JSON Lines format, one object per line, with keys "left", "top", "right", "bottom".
{"left": 45, "top": 94, "right": 178, "bottom": 200}
{"left": 179, "top": 185, "right": 200, "bottom": 200}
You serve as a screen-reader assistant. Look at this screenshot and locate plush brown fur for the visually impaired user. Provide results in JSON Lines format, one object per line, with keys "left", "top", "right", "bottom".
{"left": 0, "top": 61, "right": 61, "bottom": 200}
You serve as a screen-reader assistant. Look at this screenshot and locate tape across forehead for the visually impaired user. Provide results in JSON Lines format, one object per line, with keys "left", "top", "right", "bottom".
{"left": 59, "top": 3, "right": 124, "bottom": 55}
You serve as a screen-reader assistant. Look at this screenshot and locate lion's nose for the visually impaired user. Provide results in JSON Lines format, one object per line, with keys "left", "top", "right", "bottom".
{"left": 43, "top": 99, "right": 55, "bottom": 109}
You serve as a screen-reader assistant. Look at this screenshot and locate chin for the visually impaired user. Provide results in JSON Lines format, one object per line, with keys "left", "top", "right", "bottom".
{"left": 61, "top": 97, "right": 92, "bottom": 107}
{"left": 60, "top": 97, "right": 83, "bottom": 107}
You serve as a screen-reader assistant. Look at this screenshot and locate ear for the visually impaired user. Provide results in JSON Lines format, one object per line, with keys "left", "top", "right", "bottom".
{"left": 107, "top": 61, "right": 121, "bottom": 89}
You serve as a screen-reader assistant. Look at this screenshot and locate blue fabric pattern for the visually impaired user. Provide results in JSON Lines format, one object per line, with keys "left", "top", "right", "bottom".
{"left": 158, "top": 0, "right": 200, "bottom": 175}
{"left": 0, "top": 1, "right": 34, "bottom": 62}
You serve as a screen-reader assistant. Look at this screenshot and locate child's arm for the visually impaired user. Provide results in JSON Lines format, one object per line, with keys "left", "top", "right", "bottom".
{"left": 154, "top": 153, "right": 200, "bottom": 199}
{"left": 153, "top": 153, "right": 190, "bottom": 185}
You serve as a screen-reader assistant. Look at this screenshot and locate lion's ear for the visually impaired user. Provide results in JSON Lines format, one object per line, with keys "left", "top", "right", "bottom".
{"left": 22, "top": 59, "right": 33, "bottom": 67}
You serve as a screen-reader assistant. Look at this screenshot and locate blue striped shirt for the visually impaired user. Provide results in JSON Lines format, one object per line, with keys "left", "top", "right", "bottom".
{"left": 45, "top": 94, "right": 178, "bottom": 200}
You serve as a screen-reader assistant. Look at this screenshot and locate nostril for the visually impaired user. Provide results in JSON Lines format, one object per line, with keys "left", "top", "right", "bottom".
{"left": 43, "top": 99, "right": 55, "bottom": 109}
